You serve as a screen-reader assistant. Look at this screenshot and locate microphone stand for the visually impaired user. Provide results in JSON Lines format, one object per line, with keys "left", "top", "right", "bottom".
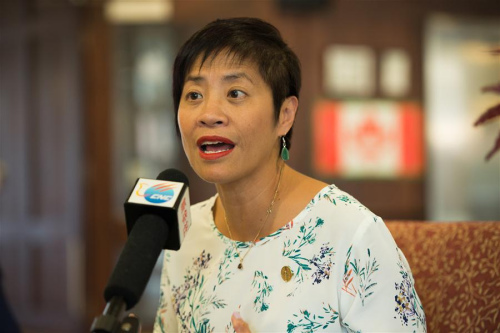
{"left": 90, "top": 296, "right": 141, "bottom": 333}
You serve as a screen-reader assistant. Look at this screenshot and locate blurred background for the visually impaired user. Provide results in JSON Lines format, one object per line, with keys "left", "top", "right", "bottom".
{"left": 0, "top": 0, "right": 499, "bottom": 332}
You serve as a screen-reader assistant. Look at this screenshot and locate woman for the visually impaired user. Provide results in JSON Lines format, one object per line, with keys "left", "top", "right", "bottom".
{"left": 154, "top": 17, "right": 426, "bottom": 332}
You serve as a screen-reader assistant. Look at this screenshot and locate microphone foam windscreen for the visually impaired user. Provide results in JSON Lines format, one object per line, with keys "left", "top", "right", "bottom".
{"left": 104, "top": 214, "right": 169, "bottom": 309}
{"left": 157, "top": 168, "right": 189, "bottom": 186}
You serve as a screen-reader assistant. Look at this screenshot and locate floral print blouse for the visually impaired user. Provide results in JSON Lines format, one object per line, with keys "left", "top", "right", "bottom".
{"left": 153, "top": 185, "right": 426, "bottom": 332}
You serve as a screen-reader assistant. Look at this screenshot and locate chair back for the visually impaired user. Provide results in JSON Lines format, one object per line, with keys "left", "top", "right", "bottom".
{"left": 387, "top": 221, "right": 500, "bottom": 332}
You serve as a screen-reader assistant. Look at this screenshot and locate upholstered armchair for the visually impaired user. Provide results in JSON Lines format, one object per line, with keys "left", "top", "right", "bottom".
{"left": 387, "top": 221, "right": 500, "bottom": 332}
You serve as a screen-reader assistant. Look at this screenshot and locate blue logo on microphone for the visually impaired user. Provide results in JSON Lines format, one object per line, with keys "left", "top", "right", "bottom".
{"left": 144, "top": 184, "right": 175, "bottom": 204}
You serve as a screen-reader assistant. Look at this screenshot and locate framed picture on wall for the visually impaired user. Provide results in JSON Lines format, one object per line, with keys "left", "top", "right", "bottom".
{"left": 323, "top": 45, "right": 376, "bottom": 97}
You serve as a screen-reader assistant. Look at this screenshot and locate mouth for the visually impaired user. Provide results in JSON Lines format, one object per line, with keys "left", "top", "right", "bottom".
{"left": 197, "top": 136, "right": 235, "bottom": 159}
{"left": 200, "top": 141, "right": 235, "bottom": 153}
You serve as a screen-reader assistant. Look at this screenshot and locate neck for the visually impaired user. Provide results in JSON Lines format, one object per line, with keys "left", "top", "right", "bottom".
{"left": 216, "top": 161, "right": 286, "bottom": 241}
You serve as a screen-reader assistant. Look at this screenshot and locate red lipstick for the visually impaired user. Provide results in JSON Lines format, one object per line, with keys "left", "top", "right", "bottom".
{"left": 197, "top": 136, "right": 235, "bottom": 160}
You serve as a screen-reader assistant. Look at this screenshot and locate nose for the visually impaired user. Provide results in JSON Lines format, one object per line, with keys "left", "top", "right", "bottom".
{"left": 197, "top": 96, "right": 227, "bottom": 127}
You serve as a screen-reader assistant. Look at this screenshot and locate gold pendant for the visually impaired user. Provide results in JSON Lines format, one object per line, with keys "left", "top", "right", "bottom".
{"left": 281, "top": 266, "right": 293, "bottom": 282}
{"left": 238, "top": 263, "right": 243, "bottom": 269}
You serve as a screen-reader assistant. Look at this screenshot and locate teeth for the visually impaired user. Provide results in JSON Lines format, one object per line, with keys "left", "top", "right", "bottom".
{"left": 200, "top": 140, "right": 233, "bottom": 154}
{"left": 205, "top": 148, "right": 230, "bottom": 154}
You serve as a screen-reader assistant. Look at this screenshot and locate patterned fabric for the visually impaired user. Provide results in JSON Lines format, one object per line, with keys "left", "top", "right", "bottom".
{"left": 154, "top": 185, "right": 426, "bottom": 332}
{"left": 386, "top": 221, "right": 500, "bottom": 333}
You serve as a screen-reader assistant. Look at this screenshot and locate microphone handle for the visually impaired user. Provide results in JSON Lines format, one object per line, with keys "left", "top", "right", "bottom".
{"left": 90, "top": 295, "right": 141, "bottom": 333}
{"left": 90, "top": 296, "right": 125, "bottom": 333}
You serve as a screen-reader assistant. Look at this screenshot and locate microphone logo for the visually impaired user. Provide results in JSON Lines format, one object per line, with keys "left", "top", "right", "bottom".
{"left": 143, "top": 184, "right": 176, "bottom": 204}
{"left": 129, "top": 179, "right": 184, "bottom": 208}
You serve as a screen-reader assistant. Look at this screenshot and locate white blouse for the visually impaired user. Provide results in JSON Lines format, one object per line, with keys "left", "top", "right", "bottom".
{"left": 154, "top": 185, "right": 426, "bottom": 332}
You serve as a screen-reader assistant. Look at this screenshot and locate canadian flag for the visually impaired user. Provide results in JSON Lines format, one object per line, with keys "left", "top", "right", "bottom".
{"left": 313, "top": 100, "right": 423, "bottom": 178}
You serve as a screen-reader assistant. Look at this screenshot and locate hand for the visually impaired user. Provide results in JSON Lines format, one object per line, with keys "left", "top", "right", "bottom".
{"left": 231, "top": 312, "right": 251, "bottom": 333}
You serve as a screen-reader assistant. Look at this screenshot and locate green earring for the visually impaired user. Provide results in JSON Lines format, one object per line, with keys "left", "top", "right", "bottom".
{"left": 281, "top": 136, "right": 289, "bottom": 161}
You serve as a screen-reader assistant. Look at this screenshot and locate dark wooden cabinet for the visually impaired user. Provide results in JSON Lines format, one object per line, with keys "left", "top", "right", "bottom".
{"left": 0, "top": 1, "right": 85, "bottom": 332}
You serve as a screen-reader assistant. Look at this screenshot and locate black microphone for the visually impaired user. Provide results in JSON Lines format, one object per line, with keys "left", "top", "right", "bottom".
{"left": 91, "top": 168, "right": 191, "bottom": 333}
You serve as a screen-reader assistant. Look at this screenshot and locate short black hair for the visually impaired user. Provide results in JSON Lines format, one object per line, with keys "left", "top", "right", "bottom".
{"left": 172, "top": 17, "right": 301, "bottom": 150}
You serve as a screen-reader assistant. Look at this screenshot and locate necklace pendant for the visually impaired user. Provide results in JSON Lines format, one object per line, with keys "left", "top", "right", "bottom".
{"left": 237, "top": 263, "right": 243, "bottom": 269}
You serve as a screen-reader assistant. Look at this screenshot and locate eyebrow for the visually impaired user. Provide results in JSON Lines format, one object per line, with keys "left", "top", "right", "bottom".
{"left": 185, "top": 72, "right": 254, "bottom": 84}
{"left": 223, "top": 72, "right": 254, "bottom": 84}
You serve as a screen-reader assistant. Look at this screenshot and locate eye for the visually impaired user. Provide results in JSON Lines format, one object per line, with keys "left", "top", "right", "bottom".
{"left": 186, "top": 91, "right": 202, "bottom": 101}
{"left": 228, "top": 90, "right": 246, "bottom": 99}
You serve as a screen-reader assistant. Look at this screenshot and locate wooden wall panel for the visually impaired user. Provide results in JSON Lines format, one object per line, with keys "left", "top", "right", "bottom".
{"left": 81, "top": 3, "right": 118, "bottom": 330}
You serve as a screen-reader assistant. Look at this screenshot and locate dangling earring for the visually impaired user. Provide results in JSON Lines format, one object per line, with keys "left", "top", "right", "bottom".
{"left": 281, "top": 136, "right": 289, "bottom": 161}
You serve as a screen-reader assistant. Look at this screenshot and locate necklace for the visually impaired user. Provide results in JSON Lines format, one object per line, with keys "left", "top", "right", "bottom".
{"left": 223, "top": 163, "right": 284, "bottom": 270}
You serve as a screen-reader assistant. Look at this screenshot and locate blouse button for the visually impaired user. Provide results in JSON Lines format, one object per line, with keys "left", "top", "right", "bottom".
{"left": 281, "top": 266, "right": 293, "bottom": 282}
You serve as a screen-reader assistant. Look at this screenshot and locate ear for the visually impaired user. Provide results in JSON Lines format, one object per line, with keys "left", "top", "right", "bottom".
{"left": 278, "top": 96, "right": 298, "bottom": 136}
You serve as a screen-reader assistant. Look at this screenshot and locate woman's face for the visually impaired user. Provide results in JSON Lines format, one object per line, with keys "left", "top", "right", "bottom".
{"left": 177, "top": 54, "right": 284, "bottom": 185}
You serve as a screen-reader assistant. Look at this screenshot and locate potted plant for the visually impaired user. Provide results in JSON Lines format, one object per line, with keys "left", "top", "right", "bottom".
{"left": 474, "top": 49, "right": 500, "bottom": 161}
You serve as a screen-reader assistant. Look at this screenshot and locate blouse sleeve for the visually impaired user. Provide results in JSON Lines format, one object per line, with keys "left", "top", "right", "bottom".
{"left": 153, "top": 252, "right": 178, "bottom": 333}
{"left": 339, "top": 216, "right": 427, "bottom": 332}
